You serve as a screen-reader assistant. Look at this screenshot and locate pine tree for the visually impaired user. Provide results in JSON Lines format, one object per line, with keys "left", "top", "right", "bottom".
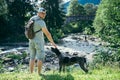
{"left": 0, "top": 0, "right": 8, "bottom": 16}
{"left": 42, "top": 0, "right": 65, "bottom": 42}
{"left": 0, "top": 0, "right": 33, "bottom": 42}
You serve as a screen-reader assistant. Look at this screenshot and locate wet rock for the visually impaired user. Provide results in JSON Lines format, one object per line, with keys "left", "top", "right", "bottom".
{"left": 45, "top": 57, "right": 52, "bottom": 62}
{"left": 73, "top": 52, "right": 78, "bottom": 56}
{"left": 8, "top": 67, "right": 15, "bottom": 72}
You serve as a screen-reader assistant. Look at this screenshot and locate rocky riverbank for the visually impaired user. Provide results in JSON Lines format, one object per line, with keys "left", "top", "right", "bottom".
{"left": 0, "top": 33, "right": 107, "bottom": 73}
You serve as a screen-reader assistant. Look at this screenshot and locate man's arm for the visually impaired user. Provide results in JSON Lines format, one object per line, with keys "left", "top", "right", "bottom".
{"left": 42, "top": 27, "right": 57, "bottom": 48}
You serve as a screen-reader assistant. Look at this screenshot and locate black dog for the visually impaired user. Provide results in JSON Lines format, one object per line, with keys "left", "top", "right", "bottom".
{"left": 51, "top": 47, "right": 88, "bottom": 73}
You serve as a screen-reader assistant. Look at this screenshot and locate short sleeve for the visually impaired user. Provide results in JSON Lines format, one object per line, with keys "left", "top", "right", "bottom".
{"left": 38, "top": 20, "right": 46, "bottom": 28}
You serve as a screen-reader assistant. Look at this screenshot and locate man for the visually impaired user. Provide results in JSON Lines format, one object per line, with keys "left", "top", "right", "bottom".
{"left": 29, "top": 7, "right": 57, "bottom": 75}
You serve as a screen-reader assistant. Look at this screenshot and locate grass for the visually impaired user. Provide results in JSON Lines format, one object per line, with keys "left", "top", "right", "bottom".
{"left": 0, "top": 66, "right": 120, "bottom": 80}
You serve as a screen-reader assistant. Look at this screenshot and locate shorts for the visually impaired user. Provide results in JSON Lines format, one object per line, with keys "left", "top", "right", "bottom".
{"left": 29, "top": 40, "right": 45, "bottom": 62}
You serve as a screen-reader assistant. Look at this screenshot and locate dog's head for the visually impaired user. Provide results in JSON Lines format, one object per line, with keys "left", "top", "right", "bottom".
{"left": 51, "top": 47, "right": 61, "bottom": 56}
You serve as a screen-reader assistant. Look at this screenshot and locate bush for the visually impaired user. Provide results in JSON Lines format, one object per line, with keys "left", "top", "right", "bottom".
{"left": 50, "top": 28, "right": 64, "bottom": 43}
{"left": 92, "top": 48, "right": 120, "bottom": 68}
{"left": 6, "top": 54, "right": 21, "bottom": 60}
{"left": 63, "top": 21, "right": 84, "bottom": 34}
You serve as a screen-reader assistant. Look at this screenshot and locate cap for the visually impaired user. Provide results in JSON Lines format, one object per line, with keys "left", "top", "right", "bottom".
{"left": 38, "top": 7, "right": 46, "bottom": 13}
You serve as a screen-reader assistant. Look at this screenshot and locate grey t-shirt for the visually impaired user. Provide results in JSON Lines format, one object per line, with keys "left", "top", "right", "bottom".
{"left": 29, "top": 15, "right": 46, "bottom": 42}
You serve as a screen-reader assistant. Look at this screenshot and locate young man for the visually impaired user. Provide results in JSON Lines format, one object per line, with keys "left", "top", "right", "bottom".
{"left": 29, "top": 7, "right": 57, "bottom": 75}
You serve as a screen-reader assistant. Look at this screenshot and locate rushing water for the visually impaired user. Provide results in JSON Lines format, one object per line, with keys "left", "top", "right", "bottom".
{"left": 0, "top": 33, "right": 105, "bottom": 55}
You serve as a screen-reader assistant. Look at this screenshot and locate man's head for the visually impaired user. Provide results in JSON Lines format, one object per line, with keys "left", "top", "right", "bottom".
{"left": 37, "top": 7, "right": 46, "bottom": 19}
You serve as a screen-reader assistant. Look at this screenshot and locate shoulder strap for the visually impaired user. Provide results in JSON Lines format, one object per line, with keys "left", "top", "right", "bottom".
{"left": 35, "top": 29, "right": 42, "bottom": 33}
{"left": 32, "top": 18, "right": 42, "bottom": 33}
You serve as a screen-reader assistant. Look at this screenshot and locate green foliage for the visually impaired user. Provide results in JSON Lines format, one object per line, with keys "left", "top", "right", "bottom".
{"left": 0, "top": 59, "right": 4, "bottom": 70}
{"left": 7, "top": 0, "right": 34, "bottom": 36}
{"left": 6, "top": 54, "right": 21, "bottom": 60}
{"left": 0, "top": 57, "right": 6, "bottom": 73}
{"left": 62, "top": 23, "right": 73, "bottom": 34}
{"left": 5, "top": 52, "right": 28, "bottom": 60}
{"left": 93, "top": 51, "right": 112, "bottom": 66}
{"left": 65, "top": 0, "right": 96, "bottom": 35}
{"left": 92, "top": 47, "right": 120, "bottom": 69}
{"left": 0, "top": 0, "right": 33, "bottom": 42}
{"left": 0, "top": 0, "right": 8, "bottom": 16}
{"left": 93, "top": 0, "right": 120, "bottom": 66}
{"left": 67, "top": 0, "right": 86, "bottom": 16}
{"left": 66, "top": 0, "right": 90, "bottom": 33}
{"left": 41, "top": 0, "right": 65, "bottom": 42}
{"left": 45, "top": 28, "right": 64, "bottom": 43}
{"left": 63, "top": 22, "right": 81, "bottom": 34}
{"left": 84, "top": 3, "right": 98, "bottom": 15}
{"left": 21, "top": 52, "right": 28, "bottom": 58}
{"left": 63, "top": 20, "right": 95, "bottom": 34}
{"left": 93, "top": 0, "right": 120, "bottom": 47}
{"left": 84, "top": 27, "right": 94, "bottom": 35}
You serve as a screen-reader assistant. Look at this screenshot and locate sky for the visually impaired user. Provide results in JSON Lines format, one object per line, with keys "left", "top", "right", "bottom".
{"left": 63, "top": 0, "right": 70, "bottom": 2}
{"left": 36, "top": 0, "right": 70, "bottom": 4}
{"left": 63, "top": 0, "right": 70, "bottom": 3}
{"left": 32, "top": 0, "right": 70, "bottom": 5}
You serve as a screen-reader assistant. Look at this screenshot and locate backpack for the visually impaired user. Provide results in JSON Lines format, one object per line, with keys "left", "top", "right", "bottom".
{"left": 24, "top": 19, "right": 41, "bottom": 39}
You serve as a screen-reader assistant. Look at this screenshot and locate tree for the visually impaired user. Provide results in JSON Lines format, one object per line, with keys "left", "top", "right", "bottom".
{"left": 67, "top": 0, "right": 85, "bottom": 16}
{"left": 42, "top": 0, "right": 65, "bottom": 42}
{"left": 93, "top": 0, "right": 120, "bottom": 47}
{"left": 83, "top": 3, "right": 97, "bottom": 34}
{"left": 65, "top": 0, "right": 94, "bottom": 34}
{"left": 0, "top": 0, "right": 8, "bottom": 16}
{"left": 0, "top": 0, "right": 34, "bottom": 42}
{"left": 84, "top": 3, "right": 97, "bottom": 15}
{"left": 0, "top": 0, "right": 8, "bottom": 41}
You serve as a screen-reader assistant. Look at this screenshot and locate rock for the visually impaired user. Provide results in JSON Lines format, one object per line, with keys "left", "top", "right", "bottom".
{"left": 45, "top": 57, "right": 52, "bottom": 62}
{"left": 2, "top": 57, "right": 13, "bottom": 64}
{"left": 0, "top": 33, "right": 104, "bottom": 72}
{"left": 22, "top": 57, "right": 29, "bottom": 64}
{"left": 8, "top": 67, "right": 15, "bottom": 72}
{"left": 73, "top": 52, "right": 78, "bottom": 56}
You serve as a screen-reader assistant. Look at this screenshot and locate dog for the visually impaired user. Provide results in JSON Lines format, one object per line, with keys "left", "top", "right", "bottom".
{"left": 51, "top": 47, "right": 88, "bottom": 73}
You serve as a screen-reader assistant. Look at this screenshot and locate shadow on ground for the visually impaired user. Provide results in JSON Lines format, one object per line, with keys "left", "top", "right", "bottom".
{"left": 40, "top": 73, "right": 74, "bottom": 80}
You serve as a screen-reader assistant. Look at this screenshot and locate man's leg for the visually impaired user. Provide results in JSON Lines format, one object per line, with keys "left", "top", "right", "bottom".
{"left": 37, "top": 60, "right": 43, "bottom": 74}
{"left": 35, "top": 42, "right": 45, "bottom": 74}
{"left": 29, "top": 41, "right": 36, "bottom": 73}
{"left": 29, "top": 59, "right": 35, "bottom": 73}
